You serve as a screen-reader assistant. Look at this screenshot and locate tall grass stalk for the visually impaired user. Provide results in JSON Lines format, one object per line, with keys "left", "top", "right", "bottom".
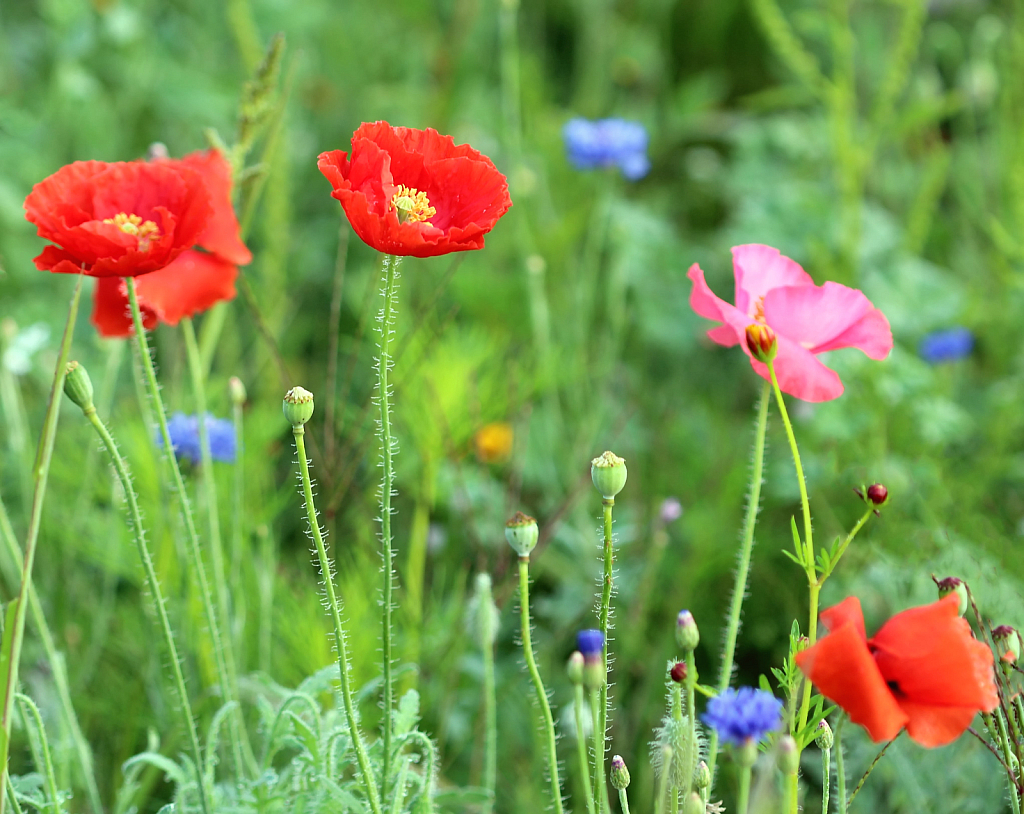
{"left": 0, "top": 275, "right": 82, "bottom": 814}
{"left": 290, "top": 416, "right": 382, "bottom": 814}
{"left": 126, "top": 279, "right": 243, "bottom": 778}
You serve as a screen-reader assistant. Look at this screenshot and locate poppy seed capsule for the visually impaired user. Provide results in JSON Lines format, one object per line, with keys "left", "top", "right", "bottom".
{"left": 815, "top": 719, "right": 834, "bottom": 750}
{"left": 283, "top": 386, "right": 315, "bottom": 427}
{"left": 504, "top": 512, "right": 538, "bottom": 557}
{"left": 745, "top": 322, "right": 778, "bottom": 363}
{"left": 866, "top": 483, "right": 888, "bottom": 506}
{"left": 670, "top": 661, "right": 687, "bottom": 684}
{"left": 610, "top": 755, "right": 630, "bottom": 790}
{"left": 591, "top": 450, "right": 627, "bottom": 500}
{"left": 675, "top": 610, "right": 700, "bottom": 652}
{"left": 682, "top": 793, "right": 703, "bottom": 814}
{"left": 993, "top": 626, "right": 1022, "bottom": 665}
{"left": 933, "top": 576, "right": 969, "bottom": 617}
{"left": 63, "top": 362, "right": 94, "bottom": 411}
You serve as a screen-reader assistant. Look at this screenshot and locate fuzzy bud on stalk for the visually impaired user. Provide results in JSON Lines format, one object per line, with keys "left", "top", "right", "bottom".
{"left": 670, "top": 661, "right": 687, "bottom": 684}
{"left": 283, "top": 386, "right": 315, "bottom": 427}
{"left": 736, "top": 738, "right": 758, "bottom": 768}
{"left": 229, "top": 376, "right": 247, "bottom": 406}
{"left": 745, "top": 323, "right": 777, "bottom": 363}
{"left": 694, "top": 760, "right": 710, "bottom": 790}
{"left": 469, "top": 573, "right": 499, "bottom": 649}
{"left": 675, "top": 609, "right": 700, "bottom": 652}
{"left": 63, "top": 361, "right": 94, "bottom": 412}
{"left": 591, "top": 450, "right": 627, "bottom": 500}
{"left": 610, "top": 755, "right": 630, "bottom": 790}
{"left": 993, "top": 625, "right": 1022, "bottom": 665}
{"left": 933, "top": 576, "right": 969, "bottom": 617}
{"left": 567, "top": 651, "right": 585, "bottom": 686}
{"left": 778, "top": 735, "right": 799, "bottom": 775}
{"left": 815, "top": 719, "right": 834, "bottom": 750}
{"left": 504, "top": 512, "right": 538, "bottom": 557}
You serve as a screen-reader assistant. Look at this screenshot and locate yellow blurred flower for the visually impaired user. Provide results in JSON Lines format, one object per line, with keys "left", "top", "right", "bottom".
{"left": 474, "top": 422, "right": 514, "bottom": 463}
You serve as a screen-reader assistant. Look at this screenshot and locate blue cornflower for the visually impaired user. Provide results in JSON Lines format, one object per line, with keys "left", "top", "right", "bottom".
{"left": 563, "top": 118, "right": 650, "bottom": 180}
{"left": 160, "top": 413, "right": 236, "bottom": 465}
{"left": 702, "top": 687, "right": 782, "bottom": 747}
{"left": 577, "top": 629, "right": 605, "bottom": 659}
{"left": 919, "top": 327, "right": 974, "bottom": 364}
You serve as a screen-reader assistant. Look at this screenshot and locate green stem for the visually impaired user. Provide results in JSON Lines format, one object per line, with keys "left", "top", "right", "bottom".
{"left": 822, "top": 747, "right": 831, "bottom": 814}
{"left": 0, "top": 275, "right": 82, "bottom": 814}
{"left": 376, "top": 253, "right": 402, "bottom": 798}
{"left": 835, "top": 716, "right": 847, "bottom": 814}
{"left": 126, "top": 279, "right": 239, "bottom": 774}
{"left": 846, "top": 733, "right": 899, "bottom": 808}
{"left": 292, "top": 425, "right": 382, "bottom": 814}
{"left": 707, "top": 379, "right": 770, "bottom": 788}
{"left": 596, "top": 497, "right": 614, "bottom": 800}
{"left": 574, "top": 685, "right": 596, "bottom": 814}
{"left": 482, "top": 619, "right": 497, "bottom": 814}
{"left": 683, "top": 651, "right": 696, "bottom": 798}
{"left": 181, "top": 316, "right": 252, "bottom": 777}
{"left": 655, "top": 748, "right": 673, "bottom": 814}
{"left": 590, "top": 688, "right": 611, "bottom": 814}
{"left": 82, "top": 404, "right": 210, "bottom": 814}
{"left": 617, "top": 787, "right": 631, "bottom": 814}
{"left": 518, "top": 557, "right": 565, "bottom": 814}
{"left": 996, "top": 712, "right": 1023, "bottom": 814}
{"left": 737, "top": 764, "right": 752, "bottom": 814}
{"left": 15, "top": 694, "right": 61, "bottom": 814}
{"left": 824, "top": 506, "right": 874, "bottom": 580}
{"left": 230, "top": 380, "right": 246, "bottom": 654}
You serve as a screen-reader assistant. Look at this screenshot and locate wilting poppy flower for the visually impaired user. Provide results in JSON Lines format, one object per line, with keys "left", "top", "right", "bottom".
{"left": 317, "top": 122, "right": 512, "bottom": 258}
{"left": 688, "top": 245, "right": 893, "bottom": 402}
{"left": 795, "top": 595, "right": 998, "bottom": 747}
{"left": 24, "top": 160, "right": 213, "bottom": 278}
{"left": 90, "top": 150, "right": 251, "bottom": 337}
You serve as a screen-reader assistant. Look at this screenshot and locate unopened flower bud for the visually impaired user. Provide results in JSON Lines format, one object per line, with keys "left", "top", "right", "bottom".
{"left": 675, "top": 610, "right": 700, "bottom": 652}
{"left": 229, "top": 376, "right": 247, "bottom": 406}
{"left": 694, "top": 760, "right": 710, "bottom": 790}
{"left": 505, "top": 511, "right": 539, "bottom": 557}
{"left": 745, "top": 323, "right": 777, "bottom": 363}
{"left": 933, "top": 576, "right": 969, "bottom": 617}
{"left": 866, "top": 483, "right": 888, "bottom": 506}
{"left": 577, "top": 629, "right": 605, "bottom": 690}
{"left": 63, "top": 361, "right": 94, "bottom": 411}
{"left": 283, "top": 386, "right": 314, "bottom": 426}
{"left": 993, "top": 625, "right": 1022, "bottom": 665}
{"left": 567, "top": 651, "right": 585, "bottom": 685}
{"left": 670, "top": 661, "right": 687, "bottom": 684}
{"left": 815, "top": 720, "right": 834, "bottom": 750}
{"left": 469, "top": 573, "right": 499, "bottom": 649}
{"left": 591, "top": 451, "right": 627, "bottom": 500}
{"left": 610, "top": 755, "right": 630, "bottom": 790}
{"left": 795, "top": 635, "right": 810, "bottom": 653}
{"left": 778, "top": 735, "right": 798, "bottom": 775}
{"left": 736, "top": 739, "right": 758, "bottom": 768}
{"left": 681, "top": 792, "right": 703, "bottom": 814}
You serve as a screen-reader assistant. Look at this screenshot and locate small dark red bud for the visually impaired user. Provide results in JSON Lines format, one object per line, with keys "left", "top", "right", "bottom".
{"left": 866, "top": 483, "right": 888, "bottom": 506}
{"left": 670, "top": 661, "right": 687, "bottom": 684}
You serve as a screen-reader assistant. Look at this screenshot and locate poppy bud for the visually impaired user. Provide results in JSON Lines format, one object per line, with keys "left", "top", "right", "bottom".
{"left": 736, "top": 739, "right": 758, "bottom": 768}
{"left": 229, "top": 376, "right": 247, "bottom": 406}
{"left": 815, "top": 719, "right": 834, "bottom": 750}
{"left": 778, "top": 735, "right": 798, "bottom": 775}
{"left": 63, "top": 362, "right": 94, "bottom": 412}
{"left": 694, "top": 760, "right": 710, "bottom": 790}
{"left": 567, "top": 651, "right": 584, "bottom": 686}
{"left": 283, "top": 386, "right": 315, "bottom": 427}
{"left": 675, "top": 610, "right": 700, "bottom": 652}
{"left": 681, "top": 792, "right": 703, "bottom": 814}
{"left": 745, "top": 323, "right": 777, "bottom": 363}
{"left": 469, "top": 573, "right": 499, "bottom": 649}
{"left": 670, "top": 661, "right": 687, "bottom": 684}
{"left": 610, "top": 755, "right": 630, "bottom": 790}
{"left": 866, "top": 483, "right": 888, "bottom": 506}
{"left": 591, "top": 450, "right": 627, "bottom": 500}
{"left": 933, "top": 576, "right": 969, "bottom": 617}
{"left": 504, "top": 511, "right": 539, "bottom": 557}
{"left": 993, "top": 625, "right": 1022, "bottom": 665}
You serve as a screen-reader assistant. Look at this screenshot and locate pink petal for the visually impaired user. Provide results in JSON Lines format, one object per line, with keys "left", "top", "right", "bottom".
{"left": 731, "top": 244, "right": 813, "bottom": 316}
{"left": 688, "top": 263, "right": 744, "bottom": 347}
{"left": 749, "top": 334, "right": 844, "bottom": 402}
{"left": 762, "top": 282, "right": 892, "bottom": 359}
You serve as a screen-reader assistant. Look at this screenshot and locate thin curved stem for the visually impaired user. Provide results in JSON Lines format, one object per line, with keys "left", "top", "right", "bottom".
{"left": 376, "top": 253, "right": 402, "bottom": 797}
{"left": 573, "top": 685, "right": 596, "bottom": 814}
{"left": 847, "top": 733, "right": 900, "bottom": 808}
{"left": 518, "top": 557, "right": 565, "bottom": 814}
{"left": 16, "top": 695, "right": 61, "bottom": 814}
{"left": 83, "top": 405, "right": 210, "bottom": 814}
{"left": 292, "top": 425, "right": 382, "bottom": 814}
{"left": 596, "top": 497, "right": 614, "bottom": 802}
{"left": 0, "top": 275, "right": 82, "bottom": 814}
{"left": 835, "top": 716, "right": 847, "bottom": 813}
{"left": 707, "top": 379, "right": 770, "bottom": 787}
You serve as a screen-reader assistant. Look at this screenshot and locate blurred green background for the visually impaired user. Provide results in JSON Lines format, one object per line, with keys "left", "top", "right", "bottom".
{"left": 2, "top": 0, "right": 1024, "bottom": 811}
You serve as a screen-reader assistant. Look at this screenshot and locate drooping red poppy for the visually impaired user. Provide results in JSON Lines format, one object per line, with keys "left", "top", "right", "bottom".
{"left": 795, "top": 595, "right": 998, "bottom": 747}
{"left": 25, "top": 160, "right": 212, "bottom": 278}
{"left": 89, "top": 150, "right": 251, "bottom": 337}
{"left": 688, "top": 245, "right": 893, "bottom": 402}
{"left": 317, "top": 122, "right": 512, "bottom": 258}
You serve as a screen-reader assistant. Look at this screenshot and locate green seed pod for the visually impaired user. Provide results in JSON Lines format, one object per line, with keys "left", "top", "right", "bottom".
{"left": 567, "top": 651, "right": 584, "bottom": 686}
{"left": 694, "top": 760, "right": 710, "bottom": 790}
{"left": 681, "top": 792, "right": 704, "bottom": 814}
{"left": 994, "top": 625, "right": 1022, "bottom": 666}
{"left": 675, "top": 610, "right": 700, "bottom": 652}
{"left": 504, "top": 511, "right": 538, "bottom": 557}
{"left": 610, "top": 755, "right": 630, "bottom": 790}
{"left": 778, "top": 735, "right": 799, "bottom": 775}
{"left": 228, "top": 376, "right": 247, "bottom": 406}
{"left": 815, "top": 719, "right": 834, "bottom": 750}
{"left": 933, "top": 576, "right": 969, "bottom": 617}
{"left": 63, "top": 361, "right": 94, "bottom": 411}
{"left": 591, "top": 450, "right": 627, "bottom": 500}
{"left": 283, "top": 386, "right": 315, "bottom": 427}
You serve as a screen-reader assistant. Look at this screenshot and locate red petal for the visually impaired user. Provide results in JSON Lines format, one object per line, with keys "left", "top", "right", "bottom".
{"left": 820, "top": 596, "right": 868, "bottom": 639}
{"left": 896, "top": 700, "right": 979, "bottom": 748}
{"left": 795, "top": 621, "right": 907, "bottom": 742}
{"left": 173, "top": 150, "right": 251, "bottom": 265}
{"left": 134, "top": 251, "right": 238, "bottom": 324}
{"left": 92, "top": 278, "right": 156, "bottom": 337}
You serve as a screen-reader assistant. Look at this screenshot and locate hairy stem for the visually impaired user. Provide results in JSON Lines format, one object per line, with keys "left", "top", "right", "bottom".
{"left": 835, "top": 716, "right": 847, "bottom": 813}
{"left": 596, "top": 497, "right": 615, "bottom": 803}
{"left": 591, "top": 687, "right": 610, "bottom": 814}
{"left": 847, "top": 733, "right": 900, "bottom": 808}
{"left": 822, "top": 746, "right": 831, "bottom": 814}
{"left": 573, "top": 685, "right": 597, "bottom": 814}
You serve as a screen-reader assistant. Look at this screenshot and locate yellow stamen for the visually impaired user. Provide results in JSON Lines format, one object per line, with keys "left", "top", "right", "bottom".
{"left": 753, "top": 296, "right": 766, "bottom": 323}
{"left": 103, "top": 212, "right": 161, "bottom": 251}
{"left": 391, "top": 185, "right": 436, "bottom": 226}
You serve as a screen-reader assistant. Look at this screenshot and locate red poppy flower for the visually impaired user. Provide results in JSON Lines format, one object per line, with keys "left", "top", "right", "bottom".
{"left": 317, "top": 122, "right": 512, "bottom": 258}
{"left": 25, "top": 160, "right": 212, "bottom": 278}
{"left": 688, "top": 245, "right": 893, "bottom": 402}
{"left": 89, "top": 150, "right": 251, "bottom": 337}
{"left": 795, "top": 595, "right": 998, "bottom": 747}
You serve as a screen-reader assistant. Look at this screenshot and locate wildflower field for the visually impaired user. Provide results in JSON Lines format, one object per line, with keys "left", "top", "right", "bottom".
{"left": 2, "top": 1, "right": 1024, "bottom": 813}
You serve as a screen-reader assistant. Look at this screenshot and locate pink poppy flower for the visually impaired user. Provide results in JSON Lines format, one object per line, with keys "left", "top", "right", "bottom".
{"left": 688, "top": 244, "right": 893, "bottom": 402}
